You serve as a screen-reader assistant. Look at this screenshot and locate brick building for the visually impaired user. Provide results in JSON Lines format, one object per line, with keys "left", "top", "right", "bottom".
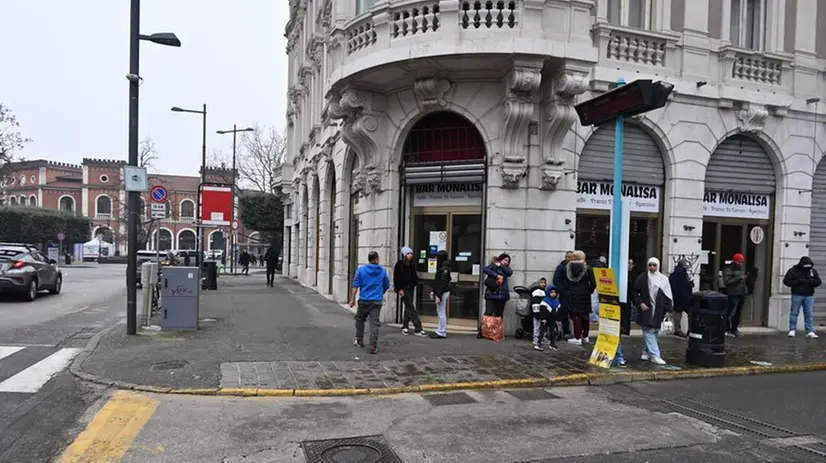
{"left": 0, "top": 158, "right": 267, "bottom": 257}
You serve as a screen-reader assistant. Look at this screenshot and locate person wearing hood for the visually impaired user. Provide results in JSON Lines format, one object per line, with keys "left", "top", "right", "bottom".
{"left": 429, "top": 251, "right": 451, "bottom": 339}
{"left": 531, "top": 279, "right": 561, "bottom": 351}
{"left": 350, "top": 251, "right": 391, "bottom": 355}
{"left": 783, "top": 256, "right": 821, "bottom": 339}
{"left": 631, "top": 257, "right": 673, "bottom": 365}
{"left": 668, "top": 259, "right": 694, "bottom": 337}
{"left": 722, "top": 252, "right": 748, "bottom": 337}
{"left": 394, "top": 246, "right": 426, "bottom": 337}
{"left": 558, "top": 250, "right": 596, "bottom": 345}
{"left": 552, "top": 251, "right": 574, "bottom": 339}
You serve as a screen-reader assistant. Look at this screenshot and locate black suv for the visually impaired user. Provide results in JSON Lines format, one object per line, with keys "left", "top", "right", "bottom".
{"left": 0, "top": 243, "right": 63, "bottom": 301}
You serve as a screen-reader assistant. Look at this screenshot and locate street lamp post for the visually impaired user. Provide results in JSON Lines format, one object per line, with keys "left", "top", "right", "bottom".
{"left": 171, "top": 105, "right": 208, "bottom": 270}
{"left": 126, "top": 0, "right": 180, "bottom": 336}
{"left": 217, "top": 125, "right": 254, "bottom": 274}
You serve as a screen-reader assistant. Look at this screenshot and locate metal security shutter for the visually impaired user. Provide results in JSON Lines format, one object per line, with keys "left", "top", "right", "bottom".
{"left": 402, "top": 161, "right": 486, "bottom": 184}
{"left": 579, "top": 122, "right": 665, "bottom": 184}
{"left": 706, "top": 135, "right": 776, "bottom": 194}
{"left": 809, "top": 161, "right": 826, "bottom": 326}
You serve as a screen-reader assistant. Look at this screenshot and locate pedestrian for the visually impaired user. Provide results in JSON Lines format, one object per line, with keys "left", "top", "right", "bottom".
{"left": 393, "top": 246, "right": 426, "bottom": 337}
{"left": 613, "top": 258, "right": 638, "bottom": 367}
{"left": 239, "top": 251, "right": 251, "bottom": 276}
{"left": 783, "top": 256, "right": 821, "bottom": 339}
{"left": 265, "top": 246, "right": 278, "bottom": 287}
{"left": 429, "top": 251, "right": 451, "bottom": 339}
{"left": 631, "top": 257, "right": 673, "bottom": 365}
{"left": 668, "top": 259, "right": 694, "bottom": 337}
{"left": 350, "top": 251, "right": 390, "bottom": 355}
{"left": 184, "top": 252, "right": 191, "bottom": 267}
{"left": 558, "top": 250, "right": 596, "bottom": 345}
{"left": 531, "top": 278, "right": 560, "bottom": 351}
{"left": 483, "top": 253, "right": 513, "bottom": 317}
{"left": 552, "top": 251, "right": 574, "bottom": 339}
{"left": 722, "top": 253, "right": 747, "bottom": 337}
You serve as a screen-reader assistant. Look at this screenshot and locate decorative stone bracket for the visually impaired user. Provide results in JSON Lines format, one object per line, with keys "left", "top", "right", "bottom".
{"left": 500, "top": 61, "right": 542, "bottom": 189}
{"left": 413, "top": 77, "right": 451, "bottom": 110}
{"left": 736, "top": 104, "right": 769, "bottom": 133}
{"left": 327, "top": 86, "right": 383, "bottom": 176}
{"left": 539, "top": 168, "right": 563, "bottom": 191}
{"left": 500, "top": 164, "right": 527, "bottom": 189}
{"left": 543, "top": 68, "right": 589, "bottom": 166}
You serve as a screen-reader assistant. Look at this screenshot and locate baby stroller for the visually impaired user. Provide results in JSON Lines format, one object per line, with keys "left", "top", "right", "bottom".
{"left": 512, "top": 286, "right": 534, "bottom": 339}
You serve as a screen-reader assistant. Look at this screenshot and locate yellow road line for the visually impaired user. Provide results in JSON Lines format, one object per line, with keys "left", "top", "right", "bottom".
{"left": 57, "top": 390, "right": 159, "bottom": 463}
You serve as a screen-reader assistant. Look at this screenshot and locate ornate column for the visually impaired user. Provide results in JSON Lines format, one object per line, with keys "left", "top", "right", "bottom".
{"left": 306, "top": 170, "right": 319, "bottom": 287}
{"left": 500, "top": 60, "right": 543, "bottom": 189}
{"left": 540, "top": 67, "right": 590, "bottom": 191}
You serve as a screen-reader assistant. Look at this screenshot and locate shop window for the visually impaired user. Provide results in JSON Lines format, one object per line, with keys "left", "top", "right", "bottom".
{"left": 575, "top": 215, "right": 659, "bottom": 268}
{"left": 730, "top": 0, "right": 765, "bottom": 50}
{"left": 402, "top": 112, "right": 485, "bottom": 164}
{"left": 607, "top": 0, "right": 653, "bottom": 30}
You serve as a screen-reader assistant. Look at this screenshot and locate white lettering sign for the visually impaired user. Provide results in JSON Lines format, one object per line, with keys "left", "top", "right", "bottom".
{"left": 412, "top": 183, "right": 483, "bottom": 207}
{"left": 576, "top": 181, "right": 660, "bottom": 213}
{"left": 702, "top": 191, "right": 770, "bottom": 219}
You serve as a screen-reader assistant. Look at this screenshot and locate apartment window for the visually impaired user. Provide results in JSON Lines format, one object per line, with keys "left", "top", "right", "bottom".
{"left": 355, "top": 0, "right": 374, "bottom": 15}
{"left": 730, "top": 0, "right": 765, "bottom": 50}
{"left": 607, "top": 0, "right": 653, "bottom": 29}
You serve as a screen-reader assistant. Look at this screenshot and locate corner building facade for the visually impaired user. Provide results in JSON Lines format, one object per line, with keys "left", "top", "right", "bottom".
{"left": 282, "top": 0, "right": 826, "bottom": 333}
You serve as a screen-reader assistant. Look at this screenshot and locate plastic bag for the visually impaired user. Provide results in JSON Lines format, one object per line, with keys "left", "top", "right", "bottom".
{"left": 481, "top": 315, "right": 504, "bottom": 342}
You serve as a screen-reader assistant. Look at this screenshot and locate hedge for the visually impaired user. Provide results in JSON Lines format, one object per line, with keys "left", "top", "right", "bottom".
{"left": 0, "top": 206, "right": 91, "bottom": 248}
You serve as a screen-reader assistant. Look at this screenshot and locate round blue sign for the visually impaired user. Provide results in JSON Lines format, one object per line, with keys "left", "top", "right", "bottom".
{"left": 150, "top": 185, "right": 168, "bottom": 203}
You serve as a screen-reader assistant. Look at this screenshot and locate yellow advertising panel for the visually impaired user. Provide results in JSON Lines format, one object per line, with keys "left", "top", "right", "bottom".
{"left": 589, "top": 267, "right": 622, "bottom": 369}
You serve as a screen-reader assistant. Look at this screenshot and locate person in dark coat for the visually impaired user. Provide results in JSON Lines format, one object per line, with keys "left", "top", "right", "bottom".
{"left": 483, "top": 253, "right": 513, "bottom": 318}
{"left": 722, "top": 253, "right": 747, "bottom": 337}
{"left": 239, "top": 251, "right": 251, "bottom": 276}
{"left": 631, "top": 257, "right": 673, "bottom": 366}
{"left": 393, "top": 246, "right": 425, "bottom": 336}
{"left": 668, "top": 259, "right": 694, "bottom": 337}
{"left": 265, "top": 247, "right": 278, "bottom": 287}
{"left": 783, "top": 256, "right": 821, "bottom": 338}
{"left": 552, "top": 250, "right": 574, "bottom": 338}
{"left": 558, "top": 250, "right": 596, "bottom": 345}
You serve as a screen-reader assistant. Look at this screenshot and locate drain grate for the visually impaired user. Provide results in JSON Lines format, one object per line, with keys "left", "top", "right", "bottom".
{"left": 301, "top": 435, "right": 402, "bottom": 463}
{"left": 423, "top": 391, "right": 478, "bottom": 407}
{"left": 150, "top": 360, "right": 189, "bottom": 370}
{"left": 505, "top": 389, "right": 561, "bottom": 401}
{"left": 662, "top": 398, "right": 800, "bottom": 439}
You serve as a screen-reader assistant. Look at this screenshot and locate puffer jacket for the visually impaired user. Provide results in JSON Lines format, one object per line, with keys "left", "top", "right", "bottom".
{"left": 483, "top": 263, "right": 512, "bottom": 301}
{"left": 783, "top": 256, "right": 822, "bottom": 296}
{"left": 559, "top": 261, "right": 596, "bottom": 313}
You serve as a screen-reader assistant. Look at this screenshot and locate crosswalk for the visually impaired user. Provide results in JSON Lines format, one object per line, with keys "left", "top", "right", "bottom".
{"left": 0, "top": 345, "right": 82, "bottom": 394}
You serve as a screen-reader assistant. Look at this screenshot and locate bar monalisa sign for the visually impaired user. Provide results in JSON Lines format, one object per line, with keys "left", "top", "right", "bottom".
{"left": 576, "top": 181, "right": 660, "bottom": 213}
{"left": 703, "top": 191, "right": 770, "bottom": 220}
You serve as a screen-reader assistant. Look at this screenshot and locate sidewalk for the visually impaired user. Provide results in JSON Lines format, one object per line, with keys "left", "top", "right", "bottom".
{"left": 74, "top": 274, "right": 826, "bottom": 396}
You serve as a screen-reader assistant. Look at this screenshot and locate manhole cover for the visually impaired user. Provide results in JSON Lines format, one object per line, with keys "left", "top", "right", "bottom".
{"left": 505, "top": 389, "right": 561, "bottom": 401}
{"left": 302, "top": 435, "right": 401, "bottom": 463}
{"left": 150, "top": 360, "right": 189, "bottom": 370}
{"left": 422, "top": 391, "right": 477, "bottom": 407}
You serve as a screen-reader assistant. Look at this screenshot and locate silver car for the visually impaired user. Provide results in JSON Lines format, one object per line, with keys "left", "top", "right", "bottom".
{"left": 0, "top": 244, "right": 63, "bottom": 301}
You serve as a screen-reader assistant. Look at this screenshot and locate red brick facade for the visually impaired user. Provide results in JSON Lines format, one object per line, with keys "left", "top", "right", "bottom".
{"left": 1, "top": 159, "right": 267, "bottom": 256}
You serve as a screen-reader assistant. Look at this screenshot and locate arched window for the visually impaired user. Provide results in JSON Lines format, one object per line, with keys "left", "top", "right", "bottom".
{"left": 29, "top": 195, "right": 37, "bottom": 207}
{"left": 158, "top": 229, "right": 173, "bottom": 251}
{"left": 9, "top": 197, "right": 18, "bottom": 205}
{"left": 96, "top": 195, "right": 112, "bottom": 217}
{"left": 180, "top": 200, "right": 195, "bottom": 219}
{"left": 178, "top": 229, "right": 197, "bottom": 250}
{"left": 19, "top": 196, "right": 26, "bottom": 206}
{"left": 59, "top": 196, "right": 75, "bottom": 213}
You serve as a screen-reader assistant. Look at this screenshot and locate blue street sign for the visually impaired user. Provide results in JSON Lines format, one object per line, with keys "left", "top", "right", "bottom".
{"left": 150, "top": 185, "right": 168, "bottom": 203}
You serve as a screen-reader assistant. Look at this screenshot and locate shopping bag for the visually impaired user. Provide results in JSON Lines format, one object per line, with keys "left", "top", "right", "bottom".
{"left": 660, "top": 315, "right": 674, "bottom": 335}
{"left": 481, "top": 315, "right": 504, "bottom": 342}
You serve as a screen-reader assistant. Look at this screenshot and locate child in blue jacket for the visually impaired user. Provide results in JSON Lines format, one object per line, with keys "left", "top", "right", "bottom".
{"left": 530, "top": 278, "right": 561, "bottom": 351}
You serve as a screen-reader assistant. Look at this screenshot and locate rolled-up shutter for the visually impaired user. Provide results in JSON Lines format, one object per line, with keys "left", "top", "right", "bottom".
{"left": 809, "top": 159, "right": 826, "bottom": 326}
{"left": 706, "top": 135, "right": 775, "bottom": 194}
{"left": 579, "top": 122, "right": 665, "bottom": 185}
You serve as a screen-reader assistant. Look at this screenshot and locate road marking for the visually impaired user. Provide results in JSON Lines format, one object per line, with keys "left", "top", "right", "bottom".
{"left": 0, "top": 347, "right": 82, "bottom": 393}
{"left": 56, "top": 391, "right": 159, "bottom": 463}
{"left": 0, "top": 346, "right": 25, "bottom": 361}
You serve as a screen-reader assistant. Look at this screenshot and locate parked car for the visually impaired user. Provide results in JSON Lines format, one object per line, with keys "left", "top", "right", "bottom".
{"left": 0, "top": 243, "right": 63, "bottom": 301}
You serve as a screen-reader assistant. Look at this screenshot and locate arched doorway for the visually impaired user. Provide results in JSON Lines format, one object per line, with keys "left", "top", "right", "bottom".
{"left": 575, "top": 122, "right": 665, "bottom": 268}
{"left": 157, "top": 229, "right": 173, "bottom": 251}
{"left": 95, "top": 226, "right": 114, "bottom": 244}
{"left": 400, "top": 111, "right": 487, "bottom": 327}
{"left": 700, "top": 134, "right": 776, "bottom": 327}
{"left": 313, "top": 174, "right": 321, "bottom": 285}
{"left": 178, "top": 229, "right": 197, "bottom": 250}
{"left": 328, "top": 164, "right": 337, "bottom": 295}
{"left": 347, "top": 154, "right": 361, "bottom": 290}
{"left": 809, "top": 157, "right": 826, "bottom": 328}
{"left": 210, "top": 230, "right": 227, "bottom": 257}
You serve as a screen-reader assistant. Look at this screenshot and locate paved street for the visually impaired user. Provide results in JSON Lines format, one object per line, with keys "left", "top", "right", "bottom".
{"left": 55, "top": 371, "right": 826, "bottom": 462}
{"left": 0, "top": 264, "right": 127, "bottom": 463}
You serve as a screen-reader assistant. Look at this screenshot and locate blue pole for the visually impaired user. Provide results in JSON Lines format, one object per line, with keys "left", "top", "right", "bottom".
{"left": 610, "top": 78, "right": 626, "bottom": 273}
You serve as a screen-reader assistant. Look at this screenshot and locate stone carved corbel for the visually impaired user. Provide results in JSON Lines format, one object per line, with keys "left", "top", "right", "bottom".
{"left": 413, "top": 77, "right": 451, "bottom": 110}
{"left": 737, "top": 105, "right": 769, "bottom": 133}
{"left": 351, "top": 173, "right": 366, "bottom": 195}
{"left": 501, "top": 62, "right": 542, "bottom": 189}
{"left": 540, "top": 169, "right": 563, "bottom": 191}
{"left": 331, "top": 86, "right": 382, "bottom": 173}
{"left": 543, "top": 69, "right": 589, "bottom": 166}
{"left": 366, "top": 171, "right": 383, "bottom": 194}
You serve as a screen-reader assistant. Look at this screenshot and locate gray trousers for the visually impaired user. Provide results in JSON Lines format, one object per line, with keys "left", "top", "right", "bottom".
{"left": 355, "top": 300, "right": 382, "bottom": 346}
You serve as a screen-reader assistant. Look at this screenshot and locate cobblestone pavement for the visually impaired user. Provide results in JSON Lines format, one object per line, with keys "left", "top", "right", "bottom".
{"left": 78, "top": 274, "right": 826, "bottom": 391}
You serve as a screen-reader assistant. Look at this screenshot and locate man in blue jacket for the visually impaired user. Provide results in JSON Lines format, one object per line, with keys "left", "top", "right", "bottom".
{"left": 350, "top": 251, "right": 391, "bottom": 354}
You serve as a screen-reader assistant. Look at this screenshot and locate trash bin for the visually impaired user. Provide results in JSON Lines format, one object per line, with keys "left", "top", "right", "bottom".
{"left": 202, "top": 261, "right": 218, "bottom": 290}
{"left": 685, "top": 290, "right": 728, "bottom": 368}
{"left": 64, "top": 254, "right": 71, "bottom": 265}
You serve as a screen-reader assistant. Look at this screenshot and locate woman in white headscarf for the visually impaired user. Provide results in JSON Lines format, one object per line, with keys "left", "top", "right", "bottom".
{"left": 631, "top": 257, "right": 674, "bottom": 365}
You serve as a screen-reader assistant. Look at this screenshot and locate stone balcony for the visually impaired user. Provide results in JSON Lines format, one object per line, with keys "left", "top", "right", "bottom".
{"left": 591, "top": 22, "right": 679, "bottom": 71}
{"left": 718, "top": 45, "right": 792, "bottom": 87}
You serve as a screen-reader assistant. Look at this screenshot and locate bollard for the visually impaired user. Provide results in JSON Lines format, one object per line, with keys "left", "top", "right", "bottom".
{"left": 685, "top": 290, "right": 728, "bottom": 368}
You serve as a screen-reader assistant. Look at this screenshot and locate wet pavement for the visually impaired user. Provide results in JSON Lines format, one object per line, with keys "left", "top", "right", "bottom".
{"left": 77, "top": 275, "right": 826, "bottom": 391}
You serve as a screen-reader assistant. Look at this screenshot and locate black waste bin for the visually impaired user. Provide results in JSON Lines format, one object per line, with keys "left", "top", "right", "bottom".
{"left": 64, "top": 254, "right": 71, "bottom": 265}
{"left": 685, "top": 290, "right": 728, "bottom": 367}
{"left": 202, "top": 261, "right": 218, "bottom": 290}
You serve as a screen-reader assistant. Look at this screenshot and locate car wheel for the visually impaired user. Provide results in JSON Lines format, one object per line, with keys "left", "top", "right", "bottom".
{"left": 49, "top": 274, "right": 62, "bottom": 295}
{"left": 23, "top": 279, "right": 38, "bottom": 302}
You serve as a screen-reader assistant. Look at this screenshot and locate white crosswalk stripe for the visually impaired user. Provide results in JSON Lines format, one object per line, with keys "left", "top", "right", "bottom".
{"left": 0, "top": 345, "right": 82, "bottom": 394}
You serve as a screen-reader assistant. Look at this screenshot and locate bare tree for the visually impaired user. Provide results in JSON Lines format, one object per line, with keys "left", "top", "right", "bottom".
{"left": 139, "top": 137, "right": 158, "bottom": 169}
{"left": 238, "top": 125, "right": 286, "bottom": 193}
{"left": 0, "top": 104, "right": 32, "bottom": 201}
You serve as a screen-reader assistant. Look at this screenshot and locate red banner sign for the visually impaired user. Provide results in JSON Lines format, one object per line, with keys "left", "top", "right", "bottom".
{"left": 200, "top": 185, "right": 232, "bottom": 226}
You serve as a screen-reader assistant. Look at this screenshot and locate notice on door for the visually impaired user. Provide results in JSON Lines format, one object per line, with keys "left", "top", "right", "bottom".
{"left": 429, "top": 231, "right": 447, "bottom": 251}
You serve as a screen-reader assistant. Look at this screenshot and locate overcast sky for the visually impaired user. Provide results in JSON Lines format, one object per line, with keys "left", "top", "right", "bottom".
{"left": 1, "top": 0, "right": 287, "bottom": 176}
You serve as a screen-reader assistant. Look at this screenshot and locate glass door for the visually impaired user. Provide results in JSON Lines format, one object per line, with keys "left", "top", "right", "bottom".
{"left": 449, "top": 213, "right": 482, "bottom": 322}
{"left": 412, "top": 214, "right": 448, "bottom": 317}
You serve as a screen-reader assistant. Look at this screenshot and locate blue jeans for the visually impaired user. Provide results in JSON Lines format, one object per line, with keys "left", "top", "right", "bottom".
{"left": 613, "top": 342, "right": 625, "bottom": 365}
{"left": 790, "top": 294, "right": 815, "bottom": 333}
{"left": 642, "top": 327, "right": 661, "bottom": 359}
{"left": 436, "top": 292, "right": 449, "bottom": 337}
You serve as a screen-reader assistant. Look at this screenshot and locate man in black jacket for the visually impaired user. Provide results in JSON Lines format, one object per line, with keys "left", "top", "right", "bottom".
{"left": 552, "top": 250, "right": 574, "bottom": 339}
{"left": 394, "top": 246, "right": 426, "bottom": 336}
{"left": 783, "top": 256, "right": 821, "bottom": 339}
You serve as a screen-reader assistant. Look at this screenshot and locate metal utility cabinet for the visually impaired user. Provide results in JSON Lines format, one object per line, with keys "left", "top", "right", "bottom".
{"left": 160, "top": 266, "right": 200, "bottom": 331}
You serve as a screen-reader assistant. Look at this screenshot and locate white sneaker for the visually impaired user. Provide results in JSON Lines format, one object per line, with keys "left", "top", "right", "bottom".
{"left": 402, "top": 328, "right": 410, "bottom": 336}
{"left": 806, "top": 332, "right": 819, "bottom": 339}
{"left": 414, "top": 330, "right": 428, "bottom": 337}
{"left": 582, "top": 336, "right": 590, "bottom": 344}
{"left": 788, "top": 330, "right": 796, "bottom": 337}
{"left": 567, "top": 338, "right": 582, "bottom": 346}
{"left": 641, "top": 352, "right": 650, "bottom": 361}
{"left": 651, "top": 357, "right": 667, "bottom": 365}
